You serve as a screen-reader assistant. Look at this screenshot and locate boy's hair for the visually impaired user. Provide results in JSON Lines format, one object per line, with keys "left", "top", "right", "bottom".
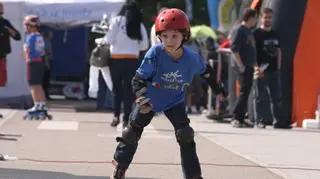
{"left": 241, "top": 8, "right": 257, "bottom": 22}
{"left": 261, "top": 7, "right": 273, "bottom": 14}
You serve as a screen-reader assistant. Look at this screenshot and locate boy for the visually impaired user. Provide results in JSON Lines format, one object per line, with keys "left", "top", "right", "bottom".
{"left": 23, "top": 15, "right": 51, "bottom": 120}
{"left": 111, "top": 8, "right": 223, "bottom": 179}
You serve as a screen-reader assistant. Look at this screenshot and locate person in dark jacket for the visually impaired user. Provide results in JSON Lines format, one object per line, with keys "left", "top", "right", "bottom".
{"left": 0, "top": 2, "right": 21, "bottom": 118}
{"left": 0, "top": 3, "right": 21, "bottom": 55}
{"left": 0, "top": 2, "right": 21, "bottom": 85}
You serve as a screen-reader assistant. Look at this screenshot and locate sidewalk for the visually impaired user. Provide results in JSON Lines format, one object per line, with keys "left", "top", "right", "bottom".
{"left": 190, "top": 115, "right": 320, "bottom": 179}
{"left": 0, "top": 109, "right": 281, "bottom": 179}
{"left": 1, "top": 106, "right": 320, "bottom": 179}
{"left": 0, "top": 109, "right": 19, "bottom": 128}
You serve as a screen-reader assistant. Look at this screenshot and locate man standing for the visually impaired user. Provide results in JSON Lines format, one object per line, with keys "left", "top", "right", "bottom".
{"left": 0, "top": 2, "right": 21, "bottom": 86}
{"left": 0, "top": 2, "right": 21, "bottom": 118}
{"left": 230, "top": 8, "right": 260, "bottom": 128}
{"left": 253, "top": 8, "right": 291, "bottom": 129}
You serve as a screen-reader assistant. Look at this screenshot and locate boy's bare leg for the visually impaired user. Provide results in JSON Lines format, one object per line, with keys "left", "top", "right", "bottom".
{"left": 29, "top": 85, "right": 47, "bottom": 110}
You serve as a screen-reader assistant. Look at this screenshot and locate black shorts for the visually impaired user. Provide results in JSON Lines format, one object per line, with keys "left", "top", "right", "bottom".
{"left": 27, "top": 62, "right": 45, "bottom": 85}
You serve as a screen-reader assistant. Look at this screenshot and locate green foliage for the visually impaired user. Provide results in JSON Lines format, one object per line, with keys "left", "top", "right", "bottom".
{"left": 135, "top": 0, "right": 210, "bottom": 33}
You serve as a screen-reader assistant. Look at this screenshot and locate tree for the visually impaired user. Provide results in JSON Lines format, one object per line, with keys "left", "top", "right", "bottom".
{"left": 136, "top": 0, "right": 210, "bottom": 34}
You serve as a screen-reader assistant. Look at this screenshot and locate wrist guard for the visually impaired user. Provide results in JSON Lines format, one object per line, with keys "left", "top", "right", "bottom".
{"left": 132, "top": 73, "right": 148, "bottom": 97}
{"left": 200, "top": 64, "right": 226, "bottom": 96}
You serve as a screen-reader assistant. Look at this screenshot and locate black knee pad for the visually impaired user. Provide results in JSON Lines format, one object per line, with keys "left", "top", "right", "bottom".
{"left": 176, "top": 126, "right": 195, "bottom": 143}
{"left": 116, "top": 121, "right": 142, "bottom": 145}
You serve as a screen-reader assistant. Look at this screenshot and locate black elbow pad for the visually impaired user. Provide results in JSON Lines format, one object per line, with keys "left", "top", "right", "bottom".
{"left": 132, "top": 73, "right": 148, "bottom": 97}
{"left": 200, "top": 64, "right": 216, "bottom": 83}
{"left": 201, "top": 64, "right": 226, "bottom": 96}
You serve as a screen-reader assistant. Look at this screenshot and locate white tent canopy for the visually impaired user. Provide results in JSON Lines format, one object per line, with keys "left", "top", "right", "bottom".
{"left": 24, "top": 0, "right": 125, "bottom": 23}
{"left": 0, "top": 0, "right": 125, "bottom": 100}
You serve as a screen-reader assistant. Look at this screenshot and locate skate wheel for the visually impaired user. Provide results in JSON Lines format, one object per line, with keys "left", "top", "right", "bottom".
{"left": 25, "top": 116, "right": 33, "bottom": 120}
{"left": 47, "top": 115, "right": 52, "bottom": 120}
{"left": 23, "top": 115, "right": 28, "bottom": 120}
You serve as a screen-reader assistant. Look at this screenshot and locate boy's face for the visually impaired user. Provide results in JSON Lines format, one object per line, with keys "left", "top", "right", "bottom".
{"left": 24, "top": 24, "right": 30, "bottom": 32}
{"left": 159, "top": 30, "right": 184, "bottom": 53}
{"left": 24, "top": 25, "right": 35, "bottom": 33}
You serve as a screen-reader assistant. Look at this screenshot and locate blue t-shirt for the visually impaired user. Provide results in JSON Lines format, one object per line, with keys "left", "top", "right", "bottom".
{"left": 137, "top": 44, "right": 206, "bottom": 112}
{"left": 24, "top": 32, "right": 45, "bottom": 62}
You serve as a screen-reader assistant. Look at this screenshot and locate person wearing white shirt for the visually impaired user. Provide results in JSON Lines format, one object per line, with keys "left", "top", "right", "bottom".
{"left": 149, "top": 7, "right": 168, "bottom": 46}
{"left": 104, "top": 2, "right": 149, "bottom": 128}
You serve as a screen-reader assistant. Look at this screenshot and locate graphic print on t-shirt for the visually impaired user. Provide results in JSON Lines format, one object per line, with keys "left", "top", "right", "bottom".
{"left": 263, "top": 38, "right": 279, "bottom": 57}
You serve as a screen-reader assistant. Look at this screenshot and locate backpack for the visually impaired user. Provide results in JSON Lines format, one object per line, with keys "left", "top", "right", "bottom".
{"left": 89, "top": 44, "right": 111, "bottom": 67}
{"left": 89, "top": 17, "right": 121, "bottom": 67}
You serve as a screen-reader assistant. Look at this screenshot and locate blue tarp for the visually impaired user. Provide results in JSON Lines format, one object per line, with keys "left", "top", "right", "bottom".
{"left": 46, "top": 26, "right": 88, "bottom": 78}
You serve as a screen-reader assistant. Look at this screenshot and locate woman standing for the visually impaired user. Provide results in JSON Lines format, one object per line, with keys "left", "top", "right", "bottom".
{"left": 104, "top": 2, "right": 149, "bottom": 128}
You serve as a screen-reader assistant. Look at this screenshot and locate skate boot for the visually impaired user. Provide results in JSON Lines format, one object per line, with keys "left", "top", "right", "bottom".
{"left": 23, "top": 104, "right": 52, "bottom": 120}
{"left": 23, "top": 108, "right": 42, "bottom": 120}
{"left": 37, "top": 103, "right": 52, "bottom": 120}
{"left": 110, "top": 160, "right": 126, "bottom": 179}
{"left": 37, "top": 109, "right": 53, "bottom": 120}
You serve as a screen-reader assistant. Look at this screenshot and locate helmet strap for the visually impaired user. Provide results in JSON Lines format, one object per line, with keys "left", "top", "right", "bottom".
{"left": 175, "top": 35, "right": 188, "bottom": 51}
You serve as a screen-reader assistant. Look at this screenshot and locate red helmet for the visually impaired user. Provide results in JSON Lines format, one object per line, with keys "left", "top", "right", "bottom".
{"left": 155, "top": 8, "right": 190, "bottom": 34}
{"left": 24, "top": 15, "right": 40, "bottom": 27}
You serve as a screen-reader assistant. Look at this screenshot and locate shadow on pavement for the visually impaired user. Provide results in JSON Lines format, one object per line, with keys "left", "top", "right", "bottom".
{"left": 0, "top": 168, "right": 159, "bottom": 179}
{"left": 155, "top": 128, "right": 268, "bottom": 136}
{"left": 46, "top": 99, "right": 113, "bottom": 114}
{"left": 0, "top": 133, "right": 22, "bottom": 141}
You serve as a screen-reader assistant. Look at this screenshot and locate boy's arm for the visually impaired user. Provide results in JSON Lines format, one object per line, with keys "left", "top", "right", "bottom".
{"left": 132, "top": 49, "right": 157, "bottom": 102}
{"left": 132, "top": 73, "right": 148, "bottom": 98}
{"left": 200, "top": 64, "right": 226, "bottom": 96}
{"left": 132, "top": 64, "right": 154, "bottom": 107}
{"left": 193, "top": 53, "right": 226, "bottom": 96}
{"left": 24, "top": 36, "right": 33, "bottom": 61}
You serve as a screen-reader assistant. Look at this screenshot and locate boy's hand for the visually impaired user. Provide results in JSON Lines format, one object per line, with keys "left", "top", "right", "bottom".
{"left": 136, "top": 96, "right": 153, "bottom": 114}
{"left": 140, "top": 104, "right": 153, "bottom": 114}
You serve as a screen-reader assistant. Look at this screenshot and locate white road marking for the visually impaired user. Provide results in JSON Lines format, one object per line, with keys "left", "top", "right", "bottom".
{"left": 37, "top": 121, "right": 79, "bottom": 131}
